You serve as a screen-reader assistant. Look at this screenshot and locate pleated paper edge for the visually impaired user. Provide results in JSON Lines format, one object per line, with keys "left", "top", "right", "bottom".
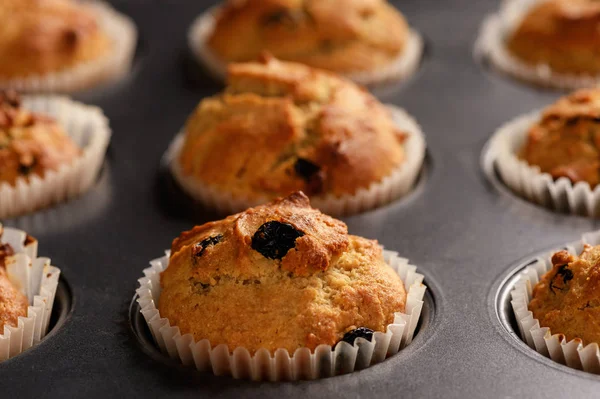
{"left": 0, "top": 225, "right": 60, "bottom": 362}
{"left": 482, "top": 109, "right": 600, "bottom": 217}
{"left": 0, "top": 1, "right": 137, "bottom": 93}
{"left": 510, "top": 232, "right": 600, "bottom": 374}
{"left": 474, "top": 0, "right": 600, "bottom": 90}
{"left": 0, "top": 95, "right": 112, "bottom": 219}
{"left": 187, "top": 5, "right": 423, "bottom": 87}
{"left": 136, "top": 248, "right": 427, "bottom": 381}
{"left": 166, "top": 104, "right": 426, "bottom": 216}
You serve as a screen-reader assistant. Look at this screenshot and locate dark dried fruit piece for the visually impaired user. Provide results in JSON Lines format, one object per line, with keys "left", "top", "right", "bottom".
{"left": 340, "top": 327, "right": 374, "bottom": 346}
{"left": 251, "top": 221, "right": 304, "bottom": 260}
{"left": 18, "top": 160, "right": 36, "bottom": 176}
{"left": 192, "top": 234, "right": 223, "bottom": 262}
{"left": 549, "top": 264, "right": 574, "bottom": 294}
{"left": 293, "top": 158, "right": 325, "bottom": 194}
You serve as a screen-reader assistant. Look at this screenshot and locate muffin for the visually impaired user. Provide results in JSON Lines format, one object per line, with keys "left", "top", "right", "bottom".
{"left": 190, "top": 0, "right": 423, "bottom": 85}
{"left": 0, "top": 90, "right": 81, "bottom": 186}
{"left": 519, "top": 88, "right": 600, "bottom": 188}
{"left": 0, "top": 224, "right": 60, "bottom": 362}
{"left": 159, "top": 191, "right": 406, "bottom": 354}
{"left": 506, "top": 0, "right": 600, "bottom": 77}
{"left": 138, "top": 191, "right": 426, "bottom": 379}
{"left": 171, "top": 55, "right": 425, "bottom": 215}
{"left": 0, "top": 238, "right": 28, "bottom": 332}
{"left": 510, "top": 236, "right": 600, "bottom": 374}
{"left": 529, "top": 245, "right": 600, "bottom": 346}
{"left": 0, "top": 0, "right": 136, "bottom": 92}
{"left": 0, "top": 91, "right": 111, "bottom": 219}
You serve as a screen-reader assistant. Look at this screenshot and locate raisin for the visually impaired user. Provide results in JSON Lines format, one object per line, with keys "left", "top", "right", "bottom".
{"left": 18, "top": 161, "right": 35, "bottom": 176}
{"left": 192, "top": 234, "right": 223, "bottom": 261}
{"left": 294, "top": 158, "right": 324, "bottom": 194}
{"left": 340, "top": 327, "right": 374, "bottom": 346}
{"left": 251, "top": 221, "right": 304, "bottom": 260}
{"left": 549, "top": 264, "right": 574, "bottom": 294}
{"left": 294, "top": 158, "right": 320, "bottom": 179}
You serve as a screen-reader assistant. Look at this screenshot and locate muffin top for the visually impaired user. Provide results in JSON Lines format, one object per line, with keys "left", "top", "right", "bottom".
{"left": 529, "top": 245, "right": 600, "bottom": 346}
{"left": 178, "top": 55, "right": 406, "bottom": 199}
{"left": 206, "top": 0, "right": 409, "bottom": 73}
{"left": 506, "top": 0, "right": 600, "bottom": 75}
{"left": 0, "top": 0, "right": 111, "bottom": 79}
{"left": 0, "top": 91, "right": 81, "bottom": 186}
{"left": 0, "top": 228, "right": 28, "bottom": 332}
{"left": 159, "top": 191, "right": 407, "bottom": 354}
{"left": 520, "top": 88, "right": 600, "bottom": 187}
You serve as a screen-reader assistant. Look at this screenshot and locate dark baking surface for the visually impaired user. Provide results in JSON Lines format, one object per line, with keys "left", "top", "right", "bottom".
{"left": 1, "top": 0, "right": 599, "bottom": 397}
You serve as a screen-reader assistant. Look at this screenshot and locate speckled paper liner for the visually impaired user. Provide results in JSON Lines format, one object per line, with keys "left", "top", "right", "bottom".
{"left": 188, "top": 6, "right": 423, "bottom": 87}
{"left": 166, "top": 105, "right": 426, "bottom": 216}
{"left": 0, "top": 1, "right": 137, "bottom": 93}
{"left": 481, "top": 109, "right": 600, "bottom": 217}
{"left": 136, "top": 249, "right": 426, "bottom": 381}
{"left": 510, "top": 231, "right": 600, "bottom": 374}
{"left": 475, "top": 0, "right": 600, "bottom": 89}
{"left": 0, "top": 95, "right": 111, "bottom": 219}
{"left": 0, "top": 225, "right": 60, "bottom": 361}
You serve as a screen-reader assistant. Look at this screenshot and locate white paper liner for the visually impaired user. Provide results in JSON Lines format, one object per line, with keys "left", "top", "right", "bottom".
{"left": 475, "top": 0, "right": 600, "bottom": 89}
{"left": 510, "top": 231, "right": 600, "bottom": 374}
{"left": 482, "top": 109, "right": 600, "bottom": 217}
{"left": 0, "top": 225, "right": 60, "bottom": 361}
{"left": 188, "top": 6, "right": 423, "bottom": 87}
{"left": 0, "top": 95, "right": 111, "bottom": 219}
{"left": 166, "top": 105, "right": 426, "bottom": 216}
{"left": 136, "top": 248, "right": 427, "bottom": 381}
{"left": 0, "top": 1, "right": 137, "bottom": 93}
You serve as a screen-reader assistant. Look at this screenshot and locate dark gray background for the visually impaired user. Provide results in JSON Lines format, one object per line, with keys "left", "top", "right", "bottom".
{"left": 1, "top": 0, "right": 599, "bottom": 397}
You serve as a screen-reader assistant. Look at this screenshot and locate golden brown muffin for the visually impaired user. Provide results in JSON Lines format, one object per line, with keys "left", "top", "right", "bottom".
{"left": 529, "top": 245, "right": 600, "bottom": 346}
{"left": 0, "top": 228, "right": 28, "bottom": 332}
{"left": 519, "top": 88, "right": 600, "bottom": 187}
{"left": 178, "top": 55, "right": 406, "bottom": 199}
{"left": 506, "top": 0, "right": 600, "bottom": 75}
{"left": 206, "top": 0, "right": 409, "bottom": 74}
{"left": 0, "top": 0, "right": 111, "bottom": 79}
{"left": 159, "top": 192, "right": 407, "bottom": 355}
{"left": 0, "top": 91, "right": 81, "bottom": 186}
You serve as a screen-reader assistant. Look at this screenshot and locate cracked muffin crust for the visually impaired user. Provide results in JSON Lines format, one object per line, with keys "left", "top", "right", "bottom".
{"left": 506, "top": 0, "right": 600, "bottom": 76}
{"left": 0, "top": 0, "right": 111, "bottom": 79}
{"left": 519, "top": 88, "right": 600, "bottom": 187}
{"left": 206, "top": 0, "right": 410, "bottom": 74}
{"left": 178, "top": 55, "right": 406, "bottom": 200}
{"left": 158, "top": 191, "right": 407, "bottom": 355}
{"left": 0, "top": 227, "right": 28, "bottom": 332}
{"left": 0, "top": 91, "right": 81, "bottom": 186}
{"left": 529, "top": 244, "right": 600, "bottom": 346}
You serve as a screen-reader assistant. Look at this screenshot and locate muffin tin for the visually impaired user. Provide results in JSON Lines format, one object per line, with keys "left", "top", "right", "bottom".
{"left": 1, "top": 0, "right": 599, "bottom": 396}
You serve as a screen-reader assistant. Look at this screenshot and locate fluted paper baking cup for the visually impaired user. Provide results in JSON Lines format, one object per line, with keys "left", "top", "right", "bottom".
{"left": 0, "top": 1, "right": 137, "bottom": 93}
{"left": 482, "top": 109, "right": 600, "bottom": 217}
{"left": 188, "top": 6, "right": 423, "bottom": 86}
{"left": 510, "top": 231, "right": 600, "bottom": 374}
{"left": 475, "top": 0, "right": 600, "bottom": 89}
{"left": 0, "top": 95, "right": 111, "bottom": 219}
{"left": 167, "top": 105, "right": 426, "bottom": 216}
{"left": 0, "top": 225, "right": 60, "bottom": 361}
{"left": 136, "top": 249, "right": 426, "bottom": 381}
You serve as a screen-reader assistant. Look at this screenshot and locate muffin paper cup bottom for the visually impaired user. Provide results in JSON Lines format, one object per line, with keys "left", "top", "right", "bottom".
{"left": 167, "top": 105, "right": 426, "bottom": 216}
{"left": 136, "top": 249, "right": 427, "bottom": 381}
{"left": 482, "top": 109, "right": 600, "bottom": 217}
{"left": 0, "top": 225, "right": 60, "bottom": 361}
{"left": 0, "top": 95, "right": 111, "bottom": 219}
{"left": 510, "top": 231, "right": 600, "bottom": 374}
{"left": 0, "top": 1, "right": 137, "bottom": 93}
{"left": 188, "top": 6, "right": 423, "bottom": 87}
{"left": 475, "top": 0, "right": 600, "bottom": 89}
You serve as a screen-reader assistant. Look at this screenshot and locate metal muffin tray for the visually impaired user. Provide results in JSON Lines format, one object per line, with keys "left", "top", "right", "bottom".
{"left": 2, "top": 0, "right": 599, "bottom": 397}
